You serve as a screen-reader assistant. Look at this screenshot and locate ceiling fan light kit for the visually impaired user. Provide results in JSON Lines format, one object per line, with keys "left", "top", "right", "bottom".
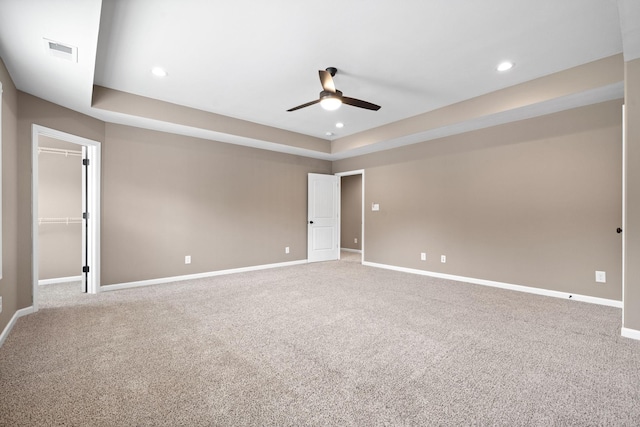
{"left": 320, "top": 91, "right": 342, "bottom": 110}
{"left": 287, "top": 67, "right": 381, "bottom": 112}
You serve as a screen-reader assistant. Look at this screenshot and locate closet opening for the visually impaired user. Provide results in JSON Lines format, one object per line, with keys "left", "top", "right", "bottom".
{"left": 31, "top": 125, "right": 101, "bottom": 311}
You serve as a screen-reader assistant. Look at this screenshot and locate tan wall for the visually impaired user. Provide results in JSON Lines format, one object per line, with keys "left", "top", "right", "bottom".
{"left": 13, "top": 90, "right": 331, "bottom": 301}
{"left": 17, "top": 92, "right": 105, "bottom": 308}
{"left": 102, "top": 124, "right": 331, "bottom": 285}
{"left": 340, "top": 174, "right": 362, "bottom": 250}
{"left": 38, "top": 137, "right": 82, "bottom": 280}
{"left": 624, "top": 58, "right": 640, "bottom": 330}
{"left": 0, "top": 57, "right": 19, "bottom": 334}
{"left": 334, "top": 100, "right": 623, "bottom": 300}
{"left": 0, "top": 56, "right": 630, "bottom": 337}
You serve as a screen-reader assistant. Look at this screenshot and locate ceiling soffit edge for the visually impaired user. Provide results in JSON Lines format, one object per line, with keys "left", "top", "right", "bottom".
{"left": 89, "top": 55, "right": 624, "bottom": 161}
{"left": 331, "top": 54, "right": 624, "bottom": 156}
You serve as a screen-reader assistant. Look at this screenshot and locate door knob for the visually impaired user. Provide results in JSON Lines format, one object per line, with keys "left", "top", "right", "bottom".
{"left": 617, "top": 227, "right": 622, "bottom": 234}
{"left": 309, "top": 220, "right": 314, "bottom": 224}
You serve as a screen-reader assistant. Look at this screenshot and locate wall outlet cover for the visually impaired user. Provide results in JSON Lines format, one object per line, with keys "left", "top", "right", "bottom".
{"left": 595, "top": 271, "right": 606, "bottom": 283}
{"left": 185, "top": 255, "right": 191, "bottom": 264}
{"left": 421, "top": 252, "right": 426, "bottom": 261}
{"left": 441, "top": 255, "right": 447, "bottom": 263}
{"left": 285, "top": 247, "right": 290, "bottom": 254}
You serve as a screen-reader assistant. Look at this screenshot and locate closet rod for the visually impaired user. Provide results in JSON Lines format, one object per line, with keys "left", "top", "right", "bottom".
{"left": 38, "top": 146, "right": 83, "bottom": 157}
{"left": 38, "top": 217, "right": 83, "bottom": 225}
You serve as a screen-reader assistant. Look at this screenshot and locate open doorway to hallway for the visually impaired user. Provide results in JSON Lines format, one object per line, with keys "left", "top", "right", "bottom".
{"left": 337, "top": 170, "right": 364, "bottom": 263}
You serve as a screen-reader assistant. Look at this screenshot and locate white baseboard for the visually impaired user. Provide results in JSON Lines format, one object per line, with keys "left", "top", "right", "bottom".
{"left": 39, "top": 275, "right": 82, "bottom": 286}
{"left": 102, "top": 259, "right": 308, "bottom": 292}
{"left": 341, "top": 248, "right": 362, "bottom": 253}
{"left": 363, "top": 261, "right": 623, "bottom": 308}
{"left": 0, "top": 306, "right": 35, "bottom": 348}
{"left": 622, "top": 327, "right": 640, "bottom": 341}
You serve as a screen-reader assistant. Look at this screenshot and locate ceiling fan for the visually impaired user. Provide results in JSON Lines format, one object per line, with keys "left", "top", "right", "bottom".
{"left": 287, "top": 67, "right": 381, "bottom": 112}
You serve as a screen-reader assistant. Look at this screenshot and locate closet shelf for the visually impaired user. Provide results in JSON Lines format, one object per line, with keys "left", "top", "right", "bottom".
{"left": 38, "top": 147, "right": 83, "bottom": 157}
{"left": 38, "top": 217, "right": 83, "bottom": 225}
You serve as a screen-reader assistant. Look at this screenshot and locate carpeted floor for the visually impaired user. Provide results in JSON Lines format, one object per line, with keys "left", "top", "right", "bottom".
{"left": 1, "top": 252, "right": 639, "bottom": 426}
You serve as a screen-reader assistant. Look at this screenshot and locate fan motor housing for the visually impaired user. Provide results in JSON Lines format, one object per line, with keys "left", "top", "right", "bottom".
{"left": 320, "top": 89, "right": 342, "bottom": 100}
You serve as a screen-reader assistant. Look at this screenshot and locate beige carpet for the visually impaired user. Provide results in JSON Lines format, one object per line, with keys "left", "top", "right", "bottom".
{"left": 1, "top": 252, "right": 640, "bottom": 426}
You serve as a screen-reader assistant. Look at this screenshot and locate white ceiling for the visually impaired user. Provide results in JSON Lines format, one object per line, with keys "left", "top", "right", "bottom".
{"left": 0, "top": 0, "right": 637, "bottom": 160}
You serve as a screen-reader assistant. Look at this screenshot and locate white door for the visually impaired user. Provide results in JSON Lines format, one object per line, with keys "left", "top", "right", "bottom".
{"left": 308, "top": 173, "right": 339, "bottom": 262}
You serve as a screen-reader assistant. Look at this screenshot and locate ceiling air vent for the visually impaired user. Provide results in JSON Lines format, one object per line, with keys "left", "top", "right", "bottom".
{"left": 43, "top": 38, "right": 78, "bottom": 62}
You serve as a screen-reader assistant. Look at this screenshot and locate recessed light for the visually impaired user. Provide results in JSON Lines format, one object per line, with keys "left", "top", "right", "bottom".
{"left": 151, "top": 67, "right": 168, "bottom": 77}
{"left": 325, "top": 131, "right": 334, "bottom": 136}
{"left": 335, "top": 122, "right": 344, "bottom": 128}
{"left": 496, "top": 61, "right": 514, "bottom": 72}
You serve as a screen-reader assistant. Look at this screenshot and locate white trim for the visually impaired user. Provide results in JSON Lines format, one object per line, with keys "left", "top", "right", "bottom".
{"left": 621, "top": 327, "right": 640, "bottom": 341}
{"left": 0, "top": 307, "right": 34, "bottom": 348}
{"left": 335, "top": 169, "right": 365, "bottom": 176}
{"left": 621, "top": 104, "right": 626, "bottom": 326}
{"left": 340, "top": 248, "right": 362, "bottom": 253}
{"left": 102, "top": 259, "right": 308, "bottom": 292}
{"left": 363, "top": 261, "right": 623, "bottom": 308}
{"left": 32, "top": 125, "right": 102, "bottom": 314}
{"left": 39, "top": 275, "right": 83, "bottom": 286}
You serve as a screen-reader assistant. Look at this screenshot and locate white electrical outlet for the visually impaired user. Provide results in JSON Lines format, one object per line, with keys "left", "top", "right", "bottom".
{"left": 185, "top": 255, "right": 191, "bottom": 264}
{"left": 595, "top": 271, "right": 606, "bottom": 283}
{"left": 421, "top": 252, "right": 426, "bottom": 261}
{"left": 285, "top": 246, "right": 290, "bottom": 254}
{"left": 354, "top": 238, "right": 358, "bottom": 244}
{"left": 0, "top": 296, "right": 2, "bottom": 314}
{"left": 372, "top": 203, "right": 380, "bottom": 211}
{"left": 441, "top": 255, "right": 446, "bottom": 263}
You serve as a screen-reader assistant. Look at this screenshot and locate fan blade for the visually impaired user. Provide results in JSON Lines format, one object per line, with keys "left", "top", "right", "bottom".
{"left": 319, "top": 70, "right": 336, "bottom": 93}
{"left": 287, "top": 99, "right": 320, "bottom": 112}
{"left": 342, "top": 96, "right": 381, "bottom": 111}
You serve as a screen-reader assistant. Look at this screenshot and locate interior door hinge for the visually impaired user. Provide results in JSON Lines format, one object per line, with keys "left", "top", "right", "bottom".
{"left": 83, "top": 212, "right": 89, "bottom": 220}
{"left": 82, "top": 266, "right": 90, "bottom": 273}
{"left": 82, "top": 158, "right": 90, "bottom": 166}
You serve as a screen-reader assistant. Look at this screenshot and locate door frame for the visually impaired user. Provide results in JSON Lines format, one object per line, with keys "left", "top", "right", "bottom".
{"left": 335, "top": 169, "right": 365, "bottom": 263}
{"left": 622, "top": 104, "right": 626, "bottom": 327}
{"left": 32, "top": 125, "right": 101, "bottom": 311}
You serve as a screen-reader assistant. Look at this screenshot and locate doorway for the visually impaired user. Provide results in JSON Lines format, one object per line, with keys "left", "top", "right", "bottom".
{"left": 32, "top": 125, "right": 101, "bottom": 312}
{"left": 336, "top": 170, "right": 364, "bottom": 263}
{"left": 307, "top": 171, "right": 365, "bottom": 264}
